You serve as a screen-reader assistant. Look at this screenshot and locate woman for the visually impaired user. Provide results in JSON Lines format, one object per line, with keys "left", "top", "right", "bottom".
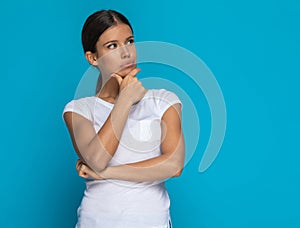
{"left": 63, "top": 9, "right": 185, "bottom": 228}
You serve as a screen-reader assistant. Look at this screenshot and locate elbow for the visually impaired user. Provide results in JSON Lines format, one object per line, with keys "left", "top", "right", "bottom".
{"left": 81, "top": 140, "right": 115, "bottom": 173}
{"left": 170, "top": 139, "right": 185, "bottom": 178}
{"left": 83, "top": 149, "right": 109, "bottom": 174}
{"left": 171, "top": 152, "right": 185, "bottom": 178}
{"left": 173, "top": 168, "right": 183, "bottom": 177}
{"left": 85, "top": 155, "right": 107, "bottom": 174}
{"left": 170, "top": 161, "right": 184, "bottom": 177}
{"left": 175, "top": 168, "right": 183, "bottom": 177}
{"left": 91, "top": 163, "right": 107, "bottom": 174}
{"left": 172, "top": 151, "right": 185, "bottom": 177}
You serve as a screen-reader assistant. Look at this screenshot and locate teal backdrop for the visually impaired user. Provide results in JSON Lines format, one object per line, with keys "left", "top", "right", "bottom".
{"left": 0, "top": 0, "right": 299, "bottom": 227}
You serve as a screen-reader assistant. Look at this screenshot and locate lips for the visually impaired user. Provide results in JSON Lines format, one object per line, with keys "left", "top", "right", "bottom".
{"left": 120, "top": 62, "right": 135, "bottom": 69}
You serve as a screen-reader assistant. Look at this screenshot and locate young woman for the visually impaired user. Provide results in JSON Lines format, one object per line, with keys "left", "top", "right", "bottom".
{"left": 63, "top": 9, "right": 185, "bottom": 228}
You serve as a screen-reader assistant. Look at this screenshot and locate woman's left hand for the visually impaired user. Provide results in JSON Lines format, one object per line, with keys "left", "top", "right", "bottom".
{"left": 76, "top": 159, "right": 105, "bottom": 180}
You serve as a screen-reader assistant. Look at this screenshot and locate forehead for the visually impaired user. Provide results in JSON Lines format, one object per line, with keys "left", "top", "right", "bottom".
{"left": 98, "top": 23, "right": 133, "bottom": 44}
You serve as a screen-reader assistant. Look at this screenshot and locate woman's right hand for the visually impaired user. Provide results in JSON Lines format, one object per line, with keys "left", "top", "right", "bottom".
{"left": 76, "top": 159, "right": 105, "bottom": 180}
{"left": 112, "top": 68, "right": 147, "bottom": 105}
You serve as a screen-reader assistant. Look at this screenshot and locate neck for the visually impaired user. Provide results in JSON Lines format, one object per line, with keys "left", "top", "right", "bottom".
{"left": 97, "top": 78, "right": 119, "bottom": 104}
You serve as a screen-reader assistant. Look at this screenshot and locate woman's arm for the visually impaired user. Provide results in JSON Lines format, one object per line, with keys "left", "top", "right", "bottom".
{"left": 64, "top": 69, "right": 146, "bottom": 173}
{"left": 77, "top": 103, "right": 185, "bottom": 181}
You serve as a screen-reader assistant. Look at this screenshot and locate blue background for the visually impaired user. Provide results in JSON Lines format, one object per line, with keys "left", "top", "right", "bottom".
{"left": 1, "top": 0, "right": 299, "bottom": 227}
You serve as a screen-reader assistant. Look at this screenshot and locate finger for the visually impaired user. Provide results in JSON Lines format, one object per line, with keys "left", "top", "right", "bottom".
{"left": 76, "top": 159, "right": 81, "bottom": 167}
{"left": 80, "top": 164, "right": 92, "bottom": 176}
{"left": 79, "top": 170, "right": 89, "bottom": 178}
{"left": 79, "top": 165, "right": 90, "bottom": 178}
{"left": 112, "top": 73, "right": 123, "bottom": 85}
{"left": 81, "top": 167, "right": 100, "bottom": 179}
{"left": 76, "top": 159, "right": 82, "bottom": 171}
{"left": 126, "top": 68, "right": 141, "bottom": 78}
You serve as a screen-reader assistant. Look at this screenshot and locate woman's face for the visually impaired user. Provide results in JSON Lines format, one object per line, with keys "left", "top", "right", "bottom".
{"left": 95, "top": 23, "right": 136, "bottom": 80}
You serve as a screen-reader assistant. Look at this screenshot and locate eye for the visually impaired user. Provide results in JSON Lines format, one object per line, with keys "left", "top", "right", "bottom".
{"left": 126, "top": 39, "right": 134, "bottom": 45}
{"left": 107, "top": 43, "right": 117, "bottom": 49}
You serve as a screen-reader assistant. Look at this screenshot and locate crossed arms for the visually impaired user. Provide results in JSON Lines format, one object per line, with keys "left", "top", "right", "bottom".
{"left": 63, "top": 98, "right": 185, "bottom": 182}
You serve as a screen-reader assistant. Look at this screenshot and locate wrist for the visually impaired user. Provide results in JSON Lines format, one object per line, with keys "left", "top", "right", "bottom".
{"left": 99, "top": 167, "right": 111, "bottom": 179}
{"left": 116, "top": 91, "right": 134, "bottom": 107}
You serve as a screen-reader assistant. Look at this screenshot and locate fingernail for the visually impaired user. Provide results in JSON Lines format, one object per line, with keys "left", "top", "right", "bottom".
{"left": 111, "top": 73, "right": 116, "bottom": 77}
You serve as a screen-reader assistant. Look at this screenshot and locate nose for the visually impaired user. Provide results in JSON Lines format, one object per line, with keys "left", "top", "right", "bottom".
{"left": 120, "top": 45, "right": 130, "bottom": 59}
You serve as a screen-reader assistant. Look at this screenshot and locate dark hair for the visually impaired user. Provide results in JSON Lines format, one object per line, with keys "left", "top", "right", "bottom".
{"left": 81, "top": 10, "right": 133, "bottom": 53}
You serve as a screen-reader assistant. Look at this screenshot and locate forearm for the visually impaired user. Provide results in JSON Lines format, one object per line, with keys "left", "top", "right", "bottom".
{"left": 68, "top": 70, "right": 146, "bottom": 175}
{"left": 101, "top": 155, "right": 180, "bottom": 182}
{"left": 81, "top": 96, "right": 132, "bottom": 173}
{"left": 100, "top": 139, "right": 185, "bottom": 182}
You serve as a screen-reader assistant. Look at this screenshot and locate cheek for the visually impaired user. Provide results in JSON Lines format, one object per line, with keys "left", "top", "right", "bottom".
{"left": 129, "top": 45, "right": 137, "bottom": 59}
{"left": 98, "top": 51, "right": 122, "bottom": 73}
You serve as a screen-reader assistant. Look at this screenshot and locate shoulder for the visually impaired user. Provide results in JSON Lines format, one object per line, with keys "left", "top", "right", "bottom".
{"left": 62, "top": 96, "right": 97, "bottom": 121}
{"left": 143, "top": 89, "right": 182, "bottom": 117}
{"left": 63, "top": 96, "right": 96, "bottom": 112}
{"left": 145, "top": 89, "right": 180, "bottom": 102}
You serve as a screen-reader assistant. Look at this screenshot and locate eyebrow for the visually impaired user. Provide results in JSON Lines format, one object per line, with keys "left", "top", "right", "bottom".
{"left": 102, "top": 35, "right": 134, "bottom": 46}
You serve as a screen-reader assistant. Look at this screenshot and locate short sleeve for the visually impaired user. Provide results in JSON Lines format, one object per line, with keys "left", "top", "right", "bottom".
{"left": 156, "top": 89, "right": 182, "bottom": 117}
{"left": 62, "top": 98, "right": 93, "bottom": 121}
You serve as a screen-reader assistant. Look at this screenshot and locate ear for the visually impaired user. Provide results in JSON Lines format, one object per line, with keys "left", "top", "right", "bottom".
{"left": 85, "top": 51, "right": 98, "bottom": 66}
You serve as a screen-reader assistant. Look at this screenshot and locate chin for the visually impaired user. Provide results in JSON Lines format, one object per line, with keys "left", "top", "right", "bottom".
{"left": 117, "top": 65, "right": 136, "bottom": 77}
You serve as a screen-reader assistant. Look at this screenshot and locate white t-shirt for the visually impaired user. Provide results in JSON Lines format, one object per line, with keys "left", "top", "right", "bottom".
{"left": 63, "top": 89, "right": 181, "bottom": 228}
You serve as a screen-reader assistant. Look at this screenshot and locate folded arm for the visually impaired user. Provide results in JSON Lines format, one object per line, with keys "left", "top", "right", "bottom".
{"left": 64, "top": 69, "right": 147, "bottom": 174}
{"left": 77, "top": 103, "right": 185, "bottom": 182}
{"left": 64, "top": 95, "right": 133, "bottom": 174}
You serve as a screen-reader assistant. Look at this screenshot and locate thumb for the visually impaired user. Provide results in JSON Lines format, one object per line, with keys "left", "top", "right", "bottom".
{"left": 79, "top": 170, "right": 89, "bottom": 179}
{"left": 111, "top": 73, "right": 123, "bottom": 85}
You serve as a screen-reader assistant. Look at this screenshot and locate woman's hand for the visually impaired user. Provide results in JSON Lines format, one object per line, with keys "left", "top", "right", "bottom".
{"left": 112, "top": 68, "right": 147, "bottom": 105}
{"left": 76, "top": 159, "right": 105, "bottom": 180}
